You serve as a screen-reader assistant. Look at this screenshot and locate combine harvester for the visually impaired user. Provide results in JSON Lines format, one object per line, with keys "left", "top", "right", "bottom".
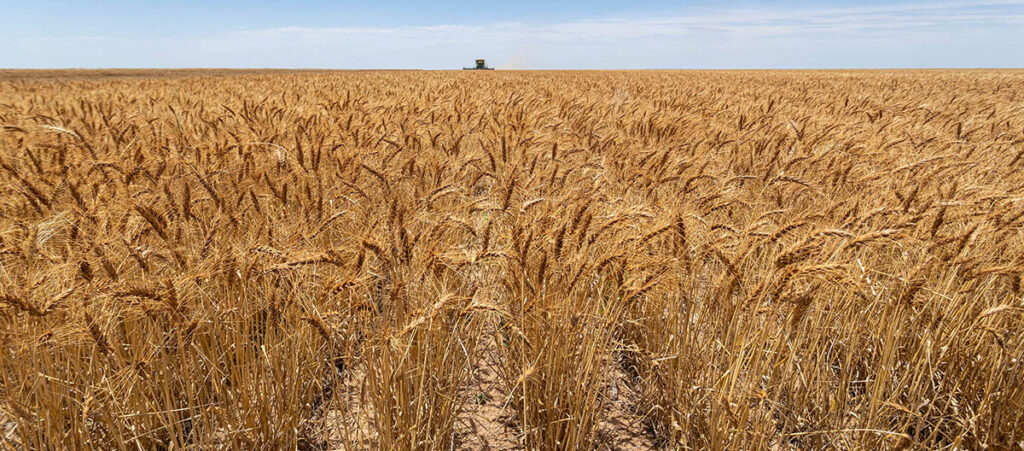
{"left": 463, "top": 59, "right": 494, "bottom": 70}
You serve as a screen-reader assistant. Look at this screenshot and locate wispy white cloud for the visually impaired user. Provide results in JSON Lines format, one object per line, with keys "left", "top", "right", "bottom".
{"left": 238, "top": 24, "right": 487, "bottom": 39}
{"left": 17, "top": 35, "right": 113, "bottom": 43}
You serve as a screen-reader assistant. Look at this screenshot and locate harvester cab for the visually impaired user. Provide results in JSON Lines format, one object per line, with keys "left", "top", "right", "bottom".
{"left": 464, "top": 59, "right": 494, "bottom": 70}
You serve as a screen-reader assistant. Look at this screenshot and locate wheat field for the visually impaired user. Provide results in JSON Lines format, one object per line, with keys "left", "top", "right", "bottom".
{"left": 1, "top": 70, "right": 1022, "bottom": 449}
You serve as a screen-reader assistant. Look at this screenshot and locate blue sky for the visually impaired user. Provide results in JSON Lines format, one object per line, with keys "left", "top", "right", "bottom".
{"left": 2, "top": 0, "right": 1023, "bottom": 69}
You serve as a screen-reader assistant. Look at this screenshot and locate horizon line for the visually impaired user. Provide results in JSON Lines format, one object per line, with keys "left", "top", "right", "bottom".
{"left": 4, "top": 66, "right": 1024, "bottom": 71}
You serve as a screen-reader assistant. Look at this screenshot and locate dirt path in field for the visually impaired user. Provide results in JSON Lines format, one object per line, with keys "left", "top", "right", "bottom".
{"left": 325, "top": 367, "right": 376, "bottom": 450}
{"left": 453, "top": 324, "right": 658, "bottom": 450}
{"left": 595, "top": 361, "right": 658, "bottom": 450}
{"left": 454, "top": 325, "right": 521, "bottom": 450}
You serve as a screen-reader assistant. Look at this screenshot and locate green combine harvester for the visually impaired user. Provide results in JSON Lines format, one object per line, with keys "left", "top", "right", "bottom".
{"left": 463, "top": 59, "right": 494, "bottom": 70}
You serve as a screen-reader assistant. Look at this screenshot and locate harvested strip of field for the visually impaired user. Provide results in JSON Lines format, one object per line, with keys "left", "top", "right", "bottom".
{"left": 1, "top": 69, "right": 1023, "bottom": 449}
